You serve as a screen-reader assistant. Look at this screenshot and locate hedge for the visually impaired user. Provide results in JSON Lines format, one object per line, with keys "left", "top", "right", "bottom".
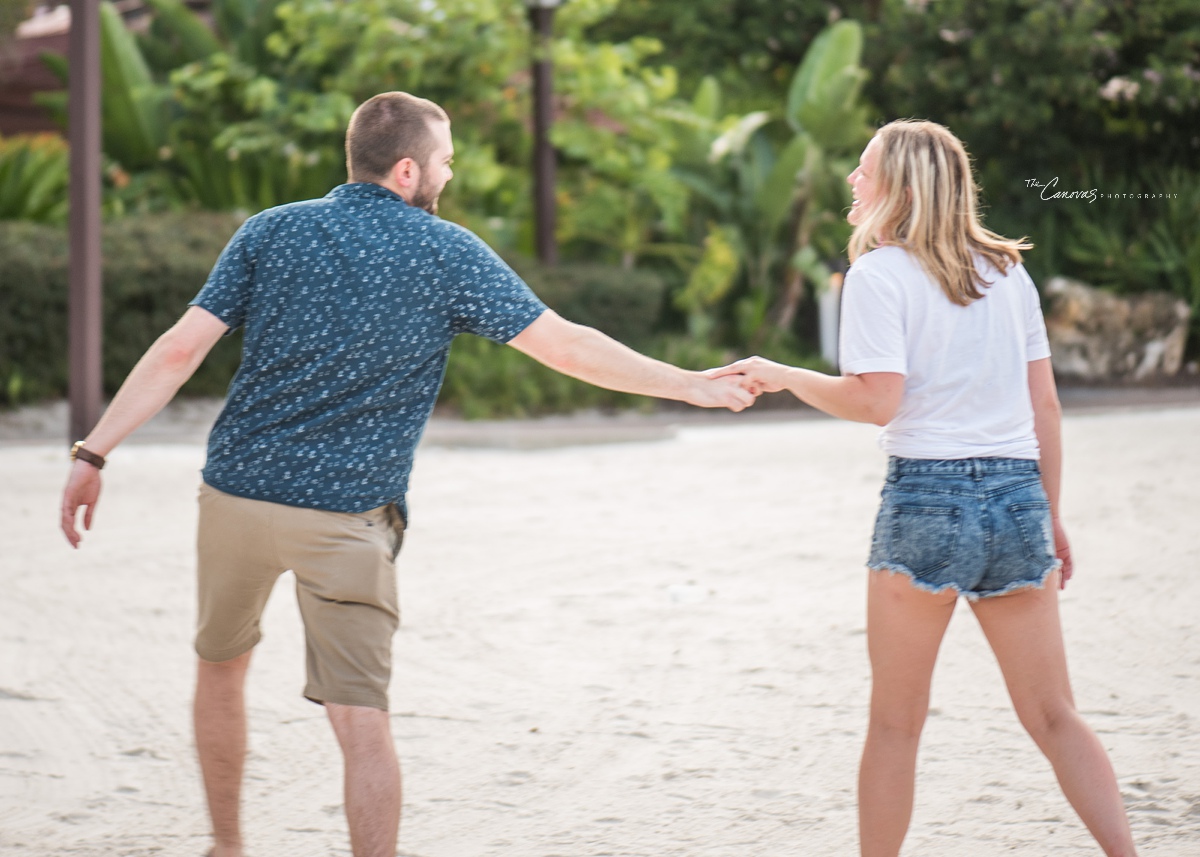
{"left": 0, "top": 214, "right": 668, "bottom": 416}
{"left": 506, "top": 257, "right": 666, "bottom": 348}
{"left": 0, "top": 212, "right": 246, "bottom": 406}
{"left": 440, "top": 258, "right": 669, "bottom": 418}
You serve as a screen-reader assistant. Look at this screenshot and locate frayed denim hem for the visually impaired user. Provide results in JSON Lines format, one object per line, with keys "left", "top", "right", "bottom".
{"left": 868, "top": 562, "right": 963, "bottom": 597}
{"left": 867, "top": 559, "right": 1062, "bottom": 602}
{"left": 975, "top": 559, "right": 1063, "bottom": 600}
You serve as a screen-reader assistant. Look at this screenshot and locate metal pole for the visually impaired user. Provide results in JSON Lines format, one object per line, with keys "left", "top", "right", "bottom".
{"left": 529, "top": 4, "right": 558, "bottom": 267}
{"left": 68, "top": 0, "right": 103, "bottom": 443}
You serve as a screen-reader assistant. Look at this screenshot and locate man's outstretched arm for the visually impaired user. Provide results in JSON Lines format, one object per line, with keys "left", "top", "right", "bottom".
{"left": 507, "top": 310, "right": 756, "bottom": 412}
{"left": 61, "top": 306, "right": 229, "bottom": 547}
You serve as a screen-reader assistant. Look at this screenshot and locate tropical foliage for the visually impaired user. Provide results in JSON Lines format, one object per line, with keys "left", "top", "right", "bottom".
{"left": 0, "top": 134, "right": 69, "bottom": 224}
{"left": 3, "top": 0, "right": 1196, "bottom": 413}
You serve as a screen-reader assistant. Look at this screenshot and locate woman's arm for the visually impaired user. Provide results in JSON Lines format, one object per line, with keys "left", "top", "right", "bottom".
{"left": 709, "top": 356, "right": 904, "bottom": 425}
{"left": 1028, "top": 356, "right": 1072, "bottom": 586}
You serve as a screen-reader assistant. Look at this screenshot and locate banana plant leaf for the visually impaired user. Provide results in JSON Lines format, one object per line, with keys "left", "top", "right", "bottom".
{"left": 756, "top": 134, "right": 811, "bottom": 238}
{"left": 141, "top": 0, "right": 222, "bottom": 66}
{"left": 99, "top": 1, "right": 166, "bottom": 169}
{"left": 708, "top": 111, "right": 771, "bottom": 163}
{"left": 785, "top": 19, "right": 869, "bottom": 152}
{"left": 691, "top": 75, "right": 721, "bottom": 122}
{"left": 35, "top": 3, "right": 167, "bottom": 170}
{"left": 0, "top": 137, "right": 70, "bottom": 224}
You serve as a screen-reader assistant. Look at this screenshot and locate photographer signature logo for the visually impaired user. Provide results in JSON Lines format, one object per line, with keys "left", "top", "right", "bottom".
{"left": 1026, "top": 177, "right": 1177, "bottom": 202}
{"left": 1026, "top": 178, "right": 1097, "bottom": 203}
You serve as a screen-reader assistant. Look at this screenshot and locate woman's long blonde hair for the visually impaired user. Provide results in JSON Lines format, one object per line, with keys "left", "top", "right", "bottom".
{"left": 848, "top": 119, "right": 1031, "bottom": 306}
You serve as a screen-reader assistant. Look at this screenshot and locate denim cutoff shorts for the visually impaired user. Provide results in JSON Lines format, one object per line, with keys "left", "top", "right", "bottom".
{"left": 867, "top": 457, "right": 1062, "bottom": 600}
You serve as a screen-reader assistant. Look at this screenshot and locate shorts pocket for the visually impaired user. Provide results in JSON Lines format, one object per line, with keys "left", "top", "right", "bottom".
{"left": 1007, "top": 500, "right": 1055, "bottom": 563}
{"left": 890, "top": 505, "right": 961, "bottom": 575}
{"left": 354, "top": 506, "right": 404, "bottom": 564}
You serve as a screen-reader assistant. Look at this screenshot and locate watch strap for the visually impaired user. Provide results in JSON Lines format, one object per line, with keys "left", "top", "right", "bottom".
{"left": 71, "top": 441, "right": 106, "bottom": 470}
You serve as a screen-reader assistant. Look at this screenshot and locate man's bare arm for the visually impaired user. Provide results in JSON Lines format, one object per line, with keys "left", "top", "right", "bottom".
{"left": 506, "top": 310, "right": 755, "bottom": 411}
{"left": 60, "top": 306, "right": 229, "bottom": 547}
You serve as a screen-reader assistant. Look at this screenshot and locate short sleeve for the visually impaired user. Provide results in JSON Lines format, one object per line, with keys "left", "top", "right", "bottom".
{"left": 444, "top": 227, "right": 547, "bottom": 342}
{"left": 189, "top": 216, "right": 262, "bottom": 332}
{"left": 839, "top": 263, "right": 908, "bottom": 376}
{"left": 1018, "top": 266, "right": 1052, "bottom": 362}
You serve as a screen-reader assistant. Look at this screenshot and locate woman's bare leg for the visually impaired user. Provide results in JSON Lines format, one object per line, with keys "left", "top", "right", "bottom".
{"left": 858, "top": 570, "right": 958, "bottom": 857}
{"left": 970, "top": 574, "right": 1137, "bottom": 857}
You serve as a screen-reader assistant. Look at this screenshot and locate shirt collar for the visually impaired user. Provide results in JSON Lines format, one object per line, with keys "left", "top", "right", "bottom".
{"left": 329, "top": 182, "right": 413, "bottom": 206}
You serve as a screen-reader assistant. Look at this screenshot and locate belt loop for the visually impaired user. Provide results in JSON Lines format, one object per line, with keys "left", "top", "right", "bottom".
{"left": 886, "top": 457, "right": 900, "bottom": 483}
{"left": 971, "top": 459, "right": 984, "bottom": 480}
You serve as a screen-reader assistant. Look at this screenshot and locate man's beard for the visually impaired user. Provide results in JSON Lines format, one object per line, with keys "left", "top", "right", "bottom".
{"left": 410, "top": 176, "right": 441, "bottom": 215}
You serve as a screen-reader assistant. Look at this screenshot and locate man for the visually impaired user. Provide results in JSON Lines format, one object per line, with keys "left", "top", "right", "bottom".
{"left": 59, "top": 92, "right": 754, "bottom": 857}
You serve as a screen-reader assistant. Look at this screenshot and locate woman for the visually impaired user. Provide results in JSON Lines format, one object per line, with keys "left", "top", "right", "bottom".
{"left": 714, "top": 120, "right": 1138, "bottom": 857}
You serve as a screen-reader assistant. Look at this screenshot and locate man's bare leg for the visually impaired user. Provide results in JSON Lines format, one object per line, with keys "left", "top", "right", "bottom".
{"left": 326, "top": 702, "right": 401, "bottom": 857}
{"left": 195, "top": 651, "right": 252, "bottom": 857}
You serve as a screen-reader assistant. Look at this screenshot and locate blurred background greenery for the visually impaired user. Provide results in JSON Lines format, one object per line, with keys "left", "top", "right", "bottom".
{"left": 0, "top": 0, "right": 1197, "bottom": 416}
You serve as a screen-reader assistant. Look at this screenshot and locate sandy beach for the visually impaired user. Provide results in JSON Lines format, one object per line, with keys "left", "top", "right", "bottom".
{"left": 1, "top": 400, "right": 1198, "bottom": 856}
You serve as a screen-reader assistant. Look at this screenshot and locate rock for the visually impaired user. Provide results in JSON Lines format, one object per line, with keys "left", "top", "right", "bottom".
{"left": 1043, "top": 277, "right": 1191, "bottom": 381}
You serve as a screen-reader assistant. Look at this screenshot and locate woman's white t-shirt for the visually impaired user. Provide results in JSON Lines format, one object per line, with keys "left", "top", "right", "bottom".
{"left": 838, "top": 245, "right": 1052, "bottom": 460}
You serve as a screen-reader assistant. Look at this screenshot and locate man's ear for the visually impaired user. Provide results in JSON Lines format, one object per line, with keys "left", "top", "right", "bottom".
{"left": 390, "top": 157, "right": 420, "bottom": 190}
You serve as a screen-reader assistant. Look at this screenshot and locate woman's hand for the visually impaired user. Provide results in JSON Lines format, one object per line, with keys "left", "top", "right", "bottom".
{"left": 1053, "top": 516, "right": 1073, "bottom": 588}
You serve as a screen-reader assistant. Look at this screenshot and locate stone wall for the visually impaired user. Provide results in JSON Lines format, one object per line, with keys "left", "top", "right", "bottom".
{"left": 1043, "top": 277, "right": 1191, "bottom": 381}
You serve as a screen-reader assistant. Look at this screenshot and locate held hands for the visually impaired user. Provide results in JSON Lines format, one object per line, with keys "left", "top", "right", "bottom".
{"left": 687, "top": 355, "right": 796, "bottom": 410}
{"left": 705, "top": 356, "right": 792, "bottom": 397}
{"left": 61, "top": 461, "right": 102, "bottom": 549}
{"left": 688, "top": 371, "right": 759, "bottom": 411}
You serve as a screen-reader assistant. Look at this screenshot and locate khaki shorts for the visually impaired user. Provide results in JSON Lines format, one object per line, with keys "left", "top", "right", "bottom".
{"left": 196, "top": 482, "right": 405, "bottom": 711}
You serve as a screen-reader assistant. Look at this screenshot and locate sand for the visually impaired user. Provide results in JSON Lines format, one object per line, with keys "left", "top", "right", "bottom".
{"left": 1, "top": 403, "right": 1198, "bottom": 856}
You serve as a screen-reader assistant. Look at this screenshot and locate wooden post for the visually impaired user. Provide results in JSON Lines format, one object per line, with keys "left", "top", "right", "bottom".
{"left": 68, "top": 0, "right": 103, "bottom": 443}
{"left": 528, "top": 2, "right": 558, "bottom": 267}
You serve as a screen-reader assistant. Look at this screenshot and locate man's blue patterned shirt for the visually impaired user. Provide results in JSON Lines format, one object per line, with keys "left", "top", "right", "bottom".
{"left": 190, "top": 182, "right": 547, "bottom": 517}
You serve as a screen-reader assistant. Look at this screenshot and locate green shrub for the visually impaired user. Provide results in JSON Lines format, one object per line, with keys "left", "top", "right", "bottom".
{"left": 439, "top": 334, "right": 647, "bottom": 420}
{"left": 437, "top": 331, "right": 769, "bottom": 421}
{"left": 0, "top": 216, "right": 682, "bottom": 417}
{"left": 506, "top": 257, "right": 667, "bottom": 348}
{"left": 0, "top": 212, "right": 244, "bottom": 406}
{"left": 1050, "top": 166, "right": 1200, "bottom": 355}
{"left": 434, "top": 259, "right": 670, "bottom": 419}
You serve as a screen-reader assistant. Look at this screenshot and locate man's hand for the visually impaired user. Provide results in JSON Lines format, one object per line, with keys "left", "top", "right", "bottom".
{"left": 1053, "top": 516, "right": 1073, "bottom": 589}
{"left": 61, "top": 460, "right": 102, "bottom": 548}
{"left": 706, "top": 356, "right": 791, "bottom": 395}
{"left": 686, "top": 372, "right": 758, "bottom": 411}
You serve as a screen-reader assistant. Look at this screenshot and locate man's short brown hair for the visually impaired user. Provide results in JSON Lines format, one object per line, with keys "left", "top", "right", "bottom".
{"left": 346, "top": 92, "right": 449, "bottom": 183}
